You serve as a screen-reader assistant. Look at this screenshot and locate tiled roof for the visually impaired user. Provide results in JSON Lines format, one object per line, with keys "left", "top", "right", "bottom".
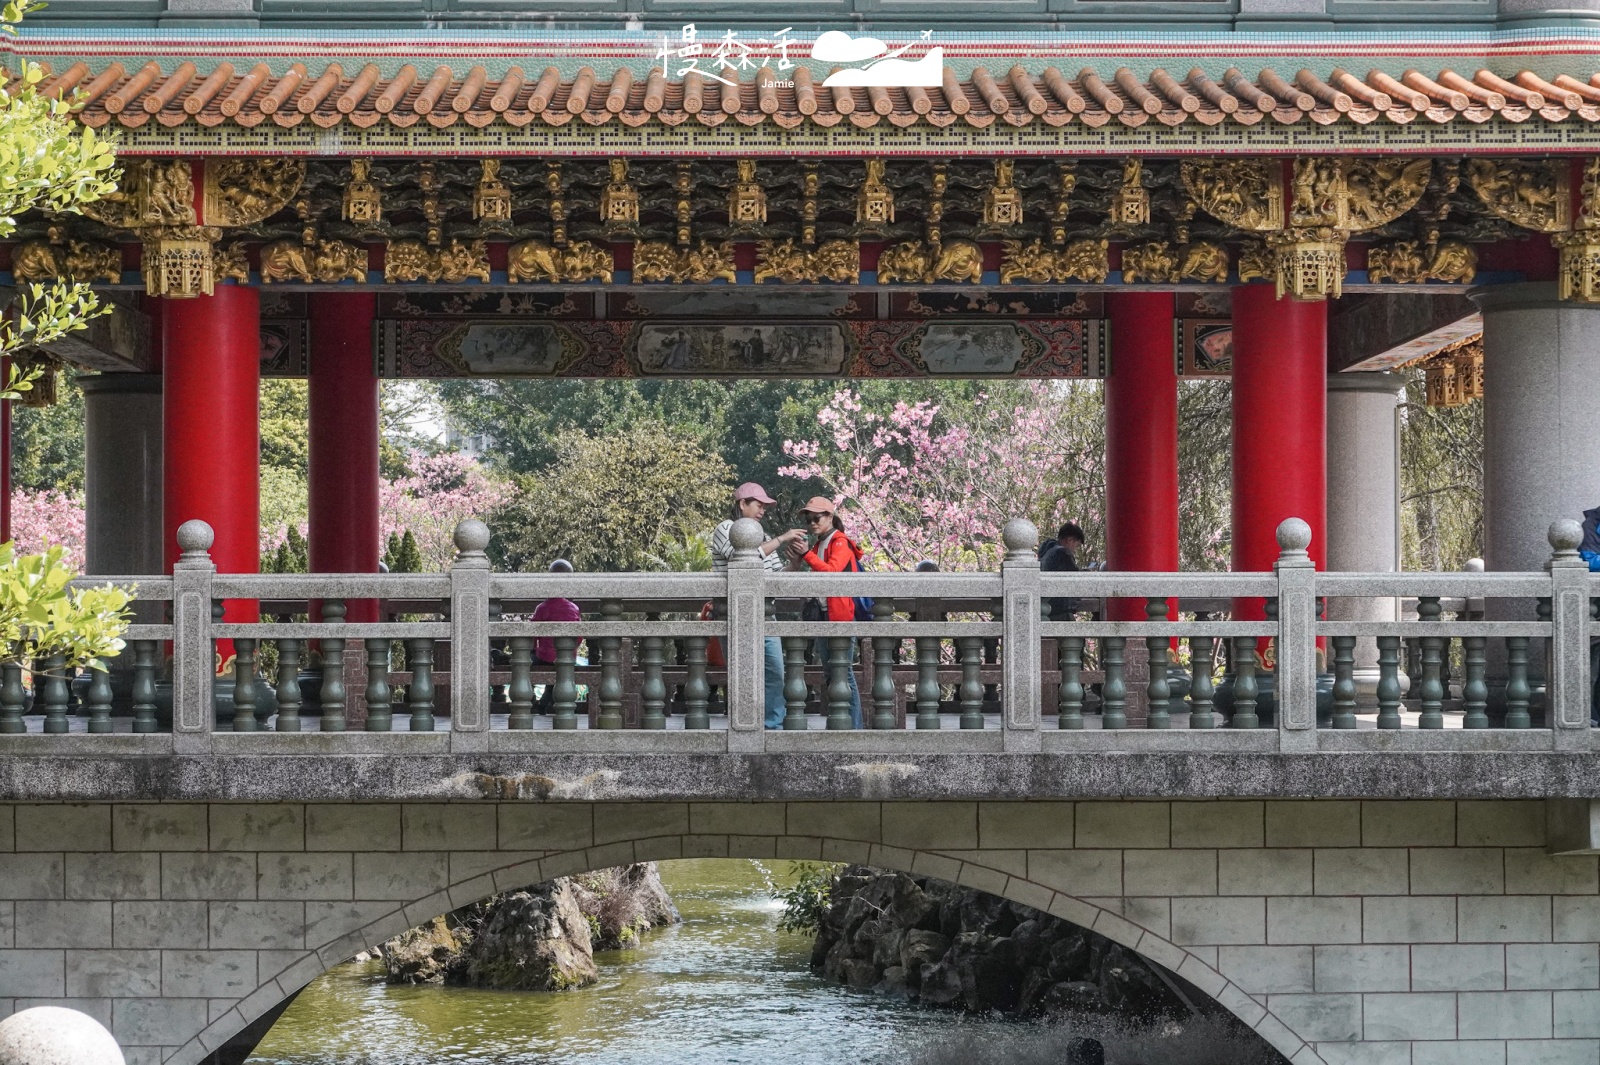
{"left": 41, "top": 60, "right": 1600, "bottom": 132}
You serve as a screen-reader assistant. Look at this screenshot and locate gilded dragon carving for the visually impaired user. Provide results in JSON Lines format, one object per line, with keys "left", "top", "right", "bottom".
{"left": 876, "top": 240, "right": 983, "bottom": 285}
{"left": 202, "top": 159, "right": 306, "bottom": 228}
{"left": 507, "top": 239, "right": 614, "bottom": 284}
{"left": 998, "top": 238, "right": 1109, "bottom": 285}
{"left": 1468, "top": 159, "right": 1570, "bottom": 233}
{"left": 753, "top": 240, "right": 859, "bottom": 284}
{"left": 633, "top": 241, "right": 736, "bottom": 284}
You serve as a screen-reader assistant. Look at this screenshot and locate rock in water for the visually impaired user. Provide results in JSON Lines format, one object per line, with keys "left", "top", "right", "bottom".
{"left": 458, "top": 883, "right": 599, "bottom": 991}
{"left": 383, "top": 916, "right": 466, "bottom": 985}
{"left": 0, "top": 1007, "right": 124, "bottom": 1065}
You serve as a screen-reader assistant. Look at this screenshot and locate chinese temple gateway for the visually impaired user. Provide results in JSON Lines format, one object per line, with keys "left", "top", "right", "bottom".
{"left": 5, "top": 1, "right": 1600, "bottom": 621}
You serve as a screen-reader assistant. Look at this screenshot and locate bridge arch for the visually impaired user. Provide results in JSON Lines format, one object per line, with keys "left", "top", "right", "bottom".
{"left": 172, "top": 811, "right": 1327, "bottom": 1065}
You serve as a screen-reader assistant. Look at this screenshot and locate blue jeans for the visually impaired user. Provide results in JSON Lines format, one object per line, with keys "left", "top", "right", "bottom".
{"left": 815, "top": 637, "right": 863, "bottom": 729}
{"left": 763, "top": 637, "right": 787, "bottom": 729}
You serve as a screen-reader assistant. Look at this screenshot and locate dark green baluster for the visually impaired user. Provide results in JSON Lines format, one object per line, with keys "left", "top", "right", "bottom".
{"left": 597, "top": 599, "right": 623, "bottom": 729}
{"left": 1403, "top": 636, "right": 1423, "bottom": 706}
{"left": 1375, "top": 636, "right": 1402, "bottom": 729}
{"left": 130, "top": 642, "right": 159, "bottom": 735}
{"left": 783, "top": 636, "right": 808, "bottom": 731}
{"left": 275, "top": 638, "right": 302, "bottom": 733}
{"left": 506, "top": 636, "right": 534, "bottom": 730}
{"left": 231, "top": 638, "right": 257, "bottom": 732}
{"left": 1058, "top": 636, "right": 1084, "bottom": 730}
{"left": 1417, "top": 596, "right": 1444, "bottom": 729}
{"left": 406, "top": 638, "right": 434, "bottom": 732}
{"left": 1462, "top": 634, "right": 1488, "bottom": 729}
{"left": 319, "top": 600, "right": 346, "bottom": 732}
{"left": 365, "top": 638, "right": 392, "bottom": 732}
{"left": 1101, "top": 637, "right": 1127, "bottom": 730}
{"left": 39, "top": 654, "right": 69, "bottom": 734}
{"left": 683, "top": 636, "right": 709, "bottom": 730}
{"left": 825, "top": 635, "right": 854, "bottom": 730}
{"left": 551, "top": 636, "right": 578, "bottom": 730}
{"left": 1504, "top": 635, "right": 1531, "bottom": 729}
{"left": 1189, "top": 634, "right": 1215, "bottom": 729}
{"left": 640, "top": 635, "right": 666, "bottom": 730}
{"left": 0, "top": 659, "right": 23, "bottom": 734}
{"left": 981, "top": 635, "right": 1001, "bottom": 718}
{"left": 1331, "top": 635, "right": 1357, "bottom": 729}
{"left": 1145, "top": 598, "right": 1171, "bottom": 729}
{"left": 915, "top": 637, "right": 941, "bottom": 730}
{"left": 1231, "top": 636, "right": 1259, "bottom": 730}
{"left": 871, "top": 600, "right": 898, "bottom": 730}
{"left": 958, "top": 635, "right": 984, "bottom": 730}
{"left": 85, "top": 662, "right": 113, "bottom": 734}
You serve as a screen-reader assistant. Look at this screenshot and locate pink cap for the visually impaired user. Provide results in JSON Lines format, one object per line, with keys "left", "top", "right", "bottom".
{"left": 734, "top": 482, "right": 776, "bottom": 505}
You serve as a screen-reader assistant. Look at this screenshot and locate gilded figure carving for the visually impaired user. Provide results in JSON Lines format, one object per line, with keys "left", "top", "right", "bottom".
{"left": 384, "top": 239, "right": 442, "bottom": 283}
{"left": 1290, "top": 157, "right": 1345, "bottom": 229}
{"left": 1181, "top": 159, "right": 1284, "bottom": 232}
{"left": 983, "top": 159, "right": 1023, "bottom": 228}
{"left": 633, "top": 241, "right": 736, "bottom": 284}
{"left": 472, "top": 160, "right": 512, "bottom": 224}
{"left": 1110, "top": 159, "right": 1149, "bottom": 226}
{"left": 261, "top": 239, "right": 369, "bottom": 283}
{"left": 1468, "top": 159, "right": 1570, "bottom": 233}
{"left": 875, "top": 240, "right": 983, "bottom": 285}
{"left": 1057, "top": 238, "right": 1111, "bottom": 283}
{"left": 437, "top": 239, "right": 491, "bottom": 284}
{"left": 1119, "top": 241, "right": 1229, "bottom": 284}
{"left": 1051, "top": 162, "right": 1077, "bottom": 245}
{"left": 856, "top": 159, "right": 894, "bottom": 229}
{"left": 10, "top": 240, "right": 62, "bottom": 284}
{"left": 83, "top": 159, "right": 196, "bottom": 229}
{"left": 507, "top": 239, "right": 615, "bottom": 284}
{"left": 999, "top": 239, "right": 1056, "bottom": 284}
{"left": 202, "top": 159, "right": 306, "bottom": 228}
{"left": 1344, "top": 158, "right": 1432, "bottom": 231}
{"left": 754, "top": 239, "right": 859, "bottom": 284}
{"left": 212, "top": 243, "right": 250, "bottom": 285}
{"left": 601, "top": 159, "right": 640, "bottom": 231}
{"left": 728, "top": 159, "right": 767, "bottom": 228}
{"left": 1237, "top": 241, "right": 1274, "bottom": 284}
{"left": 1120, "top": 242, "right": 1180, "bottom": 284}
{"left": 1579, "top": 157, "right": 1600, "bottom": 232}
{"left": 1367, "top": 238, "right": 1476, "bottom": 285}
{"left": 343, "top": 159, "right": 382, "bottom": 224}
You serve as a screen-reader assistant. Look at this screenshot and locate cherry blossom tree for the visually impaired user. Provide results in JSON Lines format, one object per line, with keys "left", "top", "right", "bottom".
{"left": 10, "top": 488, "right": 85, "bottom": 571}
{"left": 780, "top": 384, "right": 1106, "bottom": 572}
{"left": 378, "top": 450, "right": 511, "bottom": 570}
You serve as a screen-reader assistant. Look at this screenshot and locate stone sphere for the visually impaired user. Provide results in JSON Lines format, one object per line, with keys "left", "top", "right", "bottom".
{"left": 453, "top": 519, "right": 491, "bottom": 555}
{"left": 0, "top": 1008, "right": 124, "bottom": 1065}
{"left": 1548, "top": 518, "right": 1584, "bottom": 554}
{"left": 174, "top": 519, "right": 214, "bottom": 554}
{"left": 728, "top": 518, "right": 765, "bottom": 551}
{"left": 1001, "top": 518, "right": 1039, "bottom": 555}
{"left": 1275, "top": 517, "right": 1313, "bottom": 554}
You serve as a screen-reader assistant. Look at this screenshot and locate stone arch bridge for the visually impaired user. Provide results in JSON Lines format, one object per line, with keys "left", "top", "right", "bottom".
{"left": 3, "top": 795, "right": 1599, "bottom": 1065}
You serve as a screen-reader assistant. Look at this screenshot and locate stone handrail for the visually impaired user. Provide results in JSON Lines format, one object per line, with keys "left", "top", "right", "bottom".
{"left": 26, "top": 514, "right": 1591, "bottom": 755}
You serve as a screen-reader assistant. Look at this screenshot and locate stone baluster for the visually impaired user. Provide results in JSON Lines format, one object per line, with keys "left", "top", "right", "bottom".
{"left": 1057, "top": 636, "right": 1084, "bottom": 730}
{"left": 1462, "top": 633, "right": 1489, "bottom": 729}
{"left": 1403, "top": 636, "right": 1423, "bottom": 706}
{"left": 1504, "top": 635, "right": 1532, "bottom": 729}
{"left": 1231, "top": 636, "right": 1259, "bottom": 729}
{"left": 1189, "top": 634, "right": 1215, "bottom": 729}
{"left": 275, "top": 638, "right": 302, "bottom": 733}
{"left": 1272, "top": 517, "right": 1319, "bottom": 748}
{"left": 1546, "top": 519, "right": 1593, "bottom": 745}
{"left": 131, "top": 642, "right": 160, "bottom": 735}
{"left": 1375, "top": 635, "right": 1402, "bottom": 729}
{"left": 1100, "top": 637, "right": 1127, "bottom": 730}
{"left": 1416, "top": 596, "right": 1444, "bottom": 729}
{"left": 0, "top": 660, "right": 23, "bottom": 734}
{"left": 915, "top": 637, "right": 942, "bottom": 730}
{"left": 551, "top": 636, "right": 578, "bottom": 730}
{"left": 406, "top": 638, "right": 436, "bottom": 732}
{"left": 230, "top": 638, "right": 257, "bottom": 732}
{"left": 319, "top": 599, "right": 346, "bottom": 732}
{"left": 683, "top": 635, "right": 710, "bottom": 730}
{"left": 782, "top": 636, "right": 808, "bottom": 731}
{"left": 958, "top": 635, "right": 984, "bottom": 729}
{"left": 85, "top": 661, "right": 114, "bottom": 734}
{"left": 39, "top": 653, "right": 69, "bottom": 734}
{"left": 449, "top": 520, "right": 493, "bottom": 741}
{"left": 1144, "top": 598, "right": 1171, "bottom": 729}
{"left": 999, "top": 519, "right": 1042, "bottom": 750}
{"left": 1331, "top": 635, "right": 1357, "bottom": 729}
{"left": 505, "top": 636, "right": 534, "bottom": 730}
{"left": 825, "top": 635, "right": 854, "bottom": 730}
{"left": 365, "top": 639, "right": 393, "bottom": 733}
{"left": 171, "top": 520, "right": 217, "bottom": 748}
{"left": 597, "top": 599, "right": 624, "bottom": 729}
{"left": 640, "top": 635, "right": 666, "bottom": 730}
{"left": 871, "top": 599, "right": 898, "bottom": 730}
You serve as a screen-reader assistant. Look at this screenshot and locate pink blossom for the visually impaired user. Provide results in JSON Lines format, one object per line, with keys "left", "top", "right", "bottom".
{"left": 378, "top": 450, "right": 512, "bottom": 570}
{"left": 11, "top": 489, "right": 86, "bottom": 571}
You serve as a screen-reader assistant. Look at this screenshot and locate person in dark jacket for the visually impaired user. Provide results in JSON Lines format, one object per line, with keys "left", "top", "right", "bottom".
{"left": 1040, "top": 522, "right": 1084, "bottom": 620}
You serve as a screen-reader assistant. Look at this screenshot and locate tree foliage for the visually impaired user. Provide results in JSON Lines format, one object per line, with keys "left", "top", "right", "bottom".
{"left": 491, "top": 422, "right": 731, "bottom": 573}
{"left": 0, "top": 542, "right": 130, "bottom": 672}
{"left": 1400, "top": 371, "right": 1483, "bottom": 571}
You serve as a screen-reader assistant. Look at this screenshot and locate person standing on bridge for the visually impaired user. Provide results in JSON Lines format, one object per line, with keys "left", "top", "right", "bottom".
{"left": 712, "top": 483, "right": 805, "bottom": 729}
{"left": 532, "top": 559, "right": 583, "bottom": 713}
{"left": 792, "top": 497, "right": 864, "bottom": 729}
{"left": 1040, "top": 521, "right": 1085, "bottom": 620}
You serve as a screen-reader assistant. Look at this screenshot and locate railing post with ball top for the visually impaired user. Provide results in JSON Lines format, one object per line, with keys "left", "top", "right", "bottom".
{"left": 1000, "top": 518, "right": 1041, "bottom": 752}
{"left": 1273, "top": 517, "right": 1318, "bottom": 752}
{"left": 171, "top": 519, "right": 217, "bottom": 752}
{"left": 725, "top": 517, "right": 767, "bottom": 752}
{"left": 449, "top": 519, "right": 493, "bottom": 749}
{"left": 1546, "top": 519, "right": 1592, "bottom": 750}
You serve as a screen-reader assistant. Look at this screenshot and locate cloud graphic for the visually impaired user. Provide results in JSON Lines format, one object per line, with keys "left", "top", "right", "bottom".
{"left": 821, "top": 48, "right": 944, "bottom": 88}
{"left": 812, "top": 30, "right": 889, "bottom": 64}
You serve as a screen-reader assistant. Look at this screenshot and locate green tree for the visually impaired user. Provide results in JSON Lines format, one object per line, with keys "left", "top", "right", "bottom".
{"left": 384, "top": 529, "right": 424, "bottom": 573}
{"left": 1400, "top": 370, "right": 1482, "bottom": 571}
{"left": 11, "top": 372, "right": 83, "bottom": 492}
{"left": 491, "top": 422, "right": 731, "bottom": 572}
{"left": 262, "top": 524, "right": 309, "bottom": 574}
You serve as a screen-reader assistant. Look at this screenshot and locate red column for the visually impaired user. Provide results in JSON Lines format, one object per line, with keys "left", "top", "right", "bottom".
{"left": 308, "top": 292, "right": 380, "bottom": 622}
{"left": 163, "top": 287, "right": 261, "bottom": 588}
{"left": 1105, "top": 292, "right": 1179, "bottom": 621}
{"left": 1231, "top": 285, "right": 1327, "bottom": 618}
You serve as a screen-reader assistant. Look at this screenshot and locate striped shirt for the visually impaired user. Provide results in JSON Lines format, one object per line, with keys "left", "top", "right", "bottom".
{"left": 711, "top": 519, "right": 786, "bottom": 574}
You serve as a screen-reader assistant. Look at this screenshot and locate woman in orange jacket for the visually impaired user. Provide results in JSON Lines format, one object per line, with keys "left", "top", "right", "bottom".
{"left": 791, "top": 496, "right": 863, "bottom": 728}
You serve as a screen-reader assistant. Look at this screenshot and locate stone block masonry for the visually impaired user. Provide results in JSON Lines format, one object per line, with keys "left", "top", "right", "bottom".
{"left": 0, "top": 799, "right": 1596, "bottom": 1065}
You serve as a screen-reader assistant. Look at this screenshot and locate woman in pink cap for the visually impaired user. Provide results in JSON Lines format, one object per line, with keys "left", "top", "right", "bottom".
{"left": 711, "top": 482, "right": 804, "bottom": 728}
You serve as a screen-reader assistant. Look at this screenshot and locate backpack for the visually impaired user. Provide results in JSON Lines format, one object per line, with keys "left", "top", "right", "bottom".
{"left": 815, "top": 531, "right": 876, "bottom": 622}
